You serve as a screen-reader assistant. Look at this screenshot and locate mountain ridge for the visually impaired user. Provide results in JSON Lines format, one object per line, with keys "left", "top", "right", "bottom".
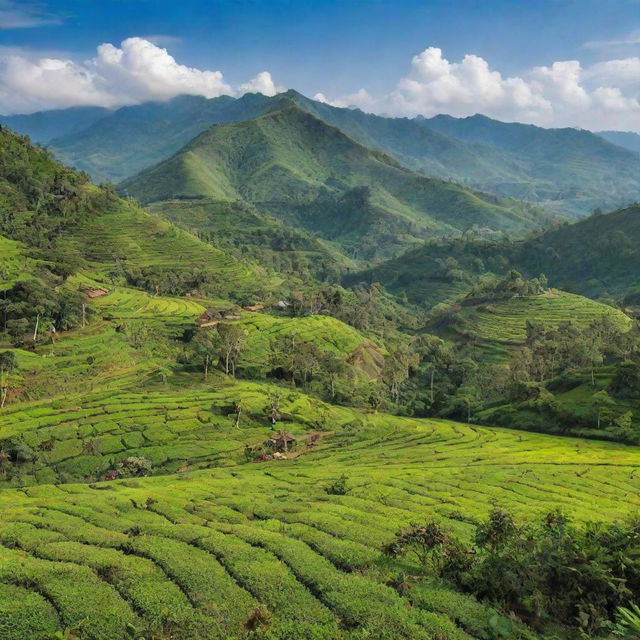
{"left": 122, "top": 103, "right": 551, "bottom": 260}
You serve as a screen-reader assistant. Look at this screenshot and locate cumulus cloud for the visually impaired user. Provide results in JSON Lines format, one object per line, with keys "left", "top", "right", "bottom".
{"left": 0, "top": 37, "right": 284, "bottom": 114}
{"left": 320, "top": 46, "right": 640, "bottom": 132}
{"left": 0, "top": 0, "right": 60, "bottom": 29}
{"left": 238, "top": 71, "right": 284, "bottom": 97}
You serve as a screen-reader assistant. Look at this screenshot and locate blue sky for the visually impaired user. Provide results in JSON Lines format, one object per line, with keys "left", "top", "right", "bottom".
{"left": 1, "top": 0, "right": 639, "bottom": 130}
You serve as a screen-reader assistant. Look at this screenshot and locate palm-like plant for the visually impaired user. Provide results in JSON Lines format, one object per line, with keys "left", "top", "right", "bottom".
{"left": 614, "top": 604, "right": 640, "bottom": 638}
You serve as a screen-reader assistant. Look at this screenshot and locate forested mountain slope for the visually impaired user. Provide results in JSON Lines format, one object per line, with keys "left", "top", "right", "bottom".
{"left": 122, "top": 105, "right": 549, "bottom": 260}
{"left": 348, "top": 203, "right": 640, "bottom": 304}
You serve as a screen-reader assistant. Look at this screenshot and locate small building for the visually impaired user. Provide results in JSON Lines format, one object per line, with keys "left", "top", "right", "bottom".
{"left": 264, "top": 429, "right": 297, "bottom": 453}
{"left": 196, "top": 308, "right": 223, "bottom": 328}
{"left": 274, "top": 300, "right": 290, "bottom": 311}
{"left": 243, "top": 303, "right": 265, "bottom": 312}
{"left": 83, "top": 287, "right": 109, "bottom": 299}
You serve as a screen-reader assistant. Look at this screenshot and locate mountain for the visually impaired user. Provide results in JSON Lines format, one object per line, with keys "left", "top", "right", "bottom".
{"left": 597, "top": 130, "right": 640, "bottom": 155}
{"left": 122, "top": 105, "right": 550, "bottom": 260}
{"left": 423, "top": 113, "right": 640, "bottom": 216}
{"left": 50, "top": 93, "right": 282, "bottom": 183}
{"left": 0, "top": 105, "right": 109, "bottom": 144}
{"left": 348, "top": 203, "right": 640, "bottom": 305}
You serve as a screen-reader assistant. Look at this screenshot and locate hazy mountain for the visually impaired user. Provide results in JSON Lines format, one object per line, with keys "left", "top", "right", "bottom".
{"left": 597, "top": 130, "right": 640, "bottom": 155}
{"left": 0, "top": 106, "right": 110, "bottom": 144}
{"left": 122, "top": 105, "right": 550, "bottom": 260}
{"left": 423, "top": 113, "right": 640, "bottom": 216}
{"left": 50, "top": 93, "right": 284, "bottom": 183}
{"left": 32, "top": 90, "right": 639, "bottom": 218}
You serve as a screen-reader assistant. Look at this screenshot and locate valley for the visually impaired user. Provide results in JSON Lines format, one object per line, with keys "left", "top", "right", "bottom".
{"left": 1, "top": 84, "right": 640, "bottom": 640}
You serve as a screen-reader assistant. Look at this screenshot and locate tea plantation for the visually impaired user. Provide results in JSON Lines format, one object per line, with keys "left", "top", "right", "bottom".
{"left": 1, "top": 402, "right": 638, "bottom": 640}
{"left": 443, "top": 289, "right": 630, "bottom": 361}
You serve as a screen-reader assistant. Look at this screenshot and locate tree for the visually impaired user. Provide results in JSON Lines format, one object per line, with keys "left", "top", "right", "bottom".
{"left": 216, "top": 324, "right": 248, "bottom": 377}
{"left": 0, "top": 351, "right": 17, "bottom": 409}
{"left": 591, "top": 389, "right": 615, "bottom": 429}
{"left": 192, "top": 328, "right": 220, "bottom": 379}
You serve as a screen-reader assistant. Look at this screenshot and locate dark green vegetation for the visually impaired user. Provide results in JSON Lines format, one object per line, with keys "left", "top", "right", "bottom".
{"left": 1, "top": 106, "right": 640, "bottom": 640}
{"left": 7, "top": 90, "right": 640, "bottom": 218}
{"left": 122, "top": 105, "right": 549, "bottom": 261}
{"left": 350, "top": 203, "right": 640, "bottom": 303}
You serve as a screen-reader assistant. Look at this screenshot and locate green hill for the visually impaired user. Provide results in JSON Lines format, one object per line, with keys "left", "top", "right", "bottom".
{"left": 436, "top": 289, "right": 631, "bottom": 361}
{"left": 518, "top": 204, "right": 640, "bottom": 300}
{"left": 0, "top": 402, "right": 639, "bottom": 639}
{"left": 348, "top": 203, "right": 640, "bottom": 306}
{"left": 123, "top": 105, "right": 550, "bottom": 261}
{"left": 2, "top": 116, "right": 640, "bottom": 640}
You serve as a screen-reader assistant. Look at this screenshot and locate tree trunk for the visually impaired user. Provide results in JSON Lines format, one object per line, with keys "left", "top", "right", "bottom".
{"left": 430, "top": 369, "right": 435, "bottom": 404}
{"left": 204, "top": 353, "right": 209, "bottom": 380}
{"left": 33, "top": 313, "right": 40, "bottom": 342}
{"left": 225, "top": 352, "right": 230, "bottom": 376}
{"left": 0, "top": 386, "right": 6, "bottom": 409}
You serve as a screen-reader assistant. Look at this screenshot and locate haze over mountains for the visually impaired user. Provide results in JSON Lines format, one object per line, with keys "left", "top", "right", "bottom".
{"left": 2, "top": 89, "right": 640, "bottom": 220}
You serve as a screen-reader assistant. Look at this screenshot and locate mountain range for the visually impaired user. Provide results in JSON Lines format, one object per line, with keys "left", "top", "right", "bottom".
{"left": 3, "top": 90, "right": 640, "bottom": 218}
{"left": 121, "top": 104, "right": 550, "bottom": 261}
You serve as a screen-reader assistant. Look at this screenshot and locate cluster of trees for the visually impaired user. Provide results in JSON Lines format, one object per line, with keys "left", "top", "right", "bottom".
{"left": 465, "top": 270, "right": 548, "bottom": 302}
{"left": 386, "top": 507, "right": 640, "bottom": 637}
{"left": 0, "top": 279, "right": 85, "bottom": 343}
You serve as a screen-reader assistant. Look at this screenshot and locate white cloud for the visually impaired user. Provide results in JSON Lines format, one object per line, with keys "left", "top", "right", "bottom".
{"left": 0, "top": 0, "right": 60, "bottom": 29}
{"left": 238, "top": 71, "right": 284, "bottom": 97}
{"left": 320, "top": 46, "right": 640, "bottom": 132}
{"left": 0, "top": 37, "right": 284, "bottom": 114}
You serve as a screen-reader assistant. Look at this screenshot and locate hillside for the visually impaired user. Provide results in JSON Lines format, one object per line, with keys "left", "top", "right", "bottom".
{"left": 123, "top": 105, "right": 550, "bottom": 260}
{"left": 2, "top": 116, "right": 640, "bottom": 640}
{"left": 1, "top": 394, "right": 639, "bottom": 640}
{"left": 349, "top": 203, "right": 640, "bottom": 306}
{"left": 518, "top": 204, "right": 640, "bottom": 300}
{"left": 436, "top": 289, "right": 630, "bottom": 362}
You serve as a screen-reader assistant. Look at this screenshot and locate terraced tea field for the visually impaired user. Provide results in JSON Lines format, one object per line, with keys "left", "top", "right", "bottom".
{"left": 69, "top": 201, "right": 277, "bottom": 298}
{"left": 0, "top": 403, "right": 638, "bottom": 640}
{"left": 447, "top": 290, "right": 630, "bottom": 360}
